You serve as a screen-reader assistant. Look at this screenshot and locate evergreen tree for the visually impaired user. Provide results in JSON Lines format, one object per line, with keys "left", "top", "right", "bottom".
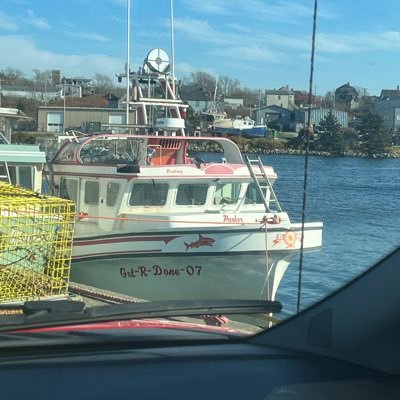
{"left": 184, "top": 106, "right": 200, "bottom": 135}
{"left": 359, "top": 111, "right": 392, "bottom": 155}
{"left": 316, "top": 112, "right": 345, "bottom": 155}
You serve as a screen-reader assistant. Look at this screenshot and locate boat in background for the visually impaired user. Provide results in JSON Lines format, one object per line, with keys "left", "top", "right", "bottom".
{"left": 200, "top": 110, "right": 226, "bottom": 132}
{"left": 211, "top": 115, "right": 267, "bottom": 138}
{"left": 45, "top": 49, "right": 323, "bottom": 303}
{"left": 0, "top": 132, "right": 45, "bottom": 192}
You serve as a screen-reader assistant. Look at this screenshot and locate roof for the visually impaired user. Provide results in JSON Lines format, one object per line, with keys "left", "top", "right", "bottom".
{"left": 380, "top": 89, "right": 400, "bottom": 100}
{"left": 48, "top": 95, "right": 112, "bottom": 108}
{"left": 265, "top": 86, "right": 294, "bottom": 95}
{"left": 38, "top": 106, "right": 126, "bottom": 111}
{"left": 0, "top": 144, "right": 46, "bottom": 163}
{"left": 0, "top": 107, "right": 31, "bottom": 119}
{"left": 1, "top": 84, "right": 61, "bottom": 93}
{"left": 265, "top": 105, "right": 291, "bottom": 113}
{"left": 180, "top": 85, "right": 211, "bottom": 102}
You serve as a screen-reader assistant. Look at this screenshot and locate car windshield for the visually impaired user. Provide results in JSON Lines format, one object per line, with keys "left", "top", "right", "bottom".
{"left": 0, "top": 0, "right": 399, "bottom": 339}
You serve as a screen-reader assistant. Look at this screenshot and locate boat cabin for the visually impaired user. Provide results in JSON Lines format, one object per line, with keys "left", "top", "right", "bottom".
{"left": 0, "top": 141, "right": 46, "bottom": 192}
{"left": 50, "top": 134, "right": 280, "bottom": 232}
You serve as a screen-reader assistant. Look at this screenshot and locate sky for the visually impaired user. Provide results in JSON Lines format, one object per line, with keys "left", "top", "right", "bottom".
{"left": 0, "top": 0, "right": 399, "bottom": 96}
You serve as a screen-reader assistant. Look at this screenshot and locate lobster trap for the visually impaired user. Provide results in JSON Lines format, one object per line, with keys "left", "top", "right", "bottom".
{"left": 0, "top": 182, "right": 75, "bottom": 303}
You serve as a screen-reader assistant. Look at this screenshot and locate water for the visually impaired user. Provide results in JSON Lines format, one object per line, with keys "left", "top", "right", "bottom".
{"left": 198, "top": 152, "right": 400, "bottom": 315}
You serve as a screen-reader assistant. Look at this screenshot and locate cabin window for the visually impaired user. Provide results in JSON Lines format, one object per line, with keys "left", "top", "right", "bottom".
{"left": 244, "top": 183, "right": 264, "bottom": 204}
{"left": 8, "top": 166, "right": 17, "bottom": 186}
{"left": 3, "top": 166, "right": 34, "bottom": 190}
{"left": 19, "top": 167, "right": 33, "bottom": 189}
{"left": 108, "top": 114, "right": 126, "bottom": 125}
{"left": 106, "top": 182, "right": 120, "bottom": 207}
{"left": 176, "top": 184, "right": 208, "bottom": 205}
{"left": 129, "top": 182, "right": 168, "bottom": 206}
{"left": 84, "top": 181, "right": 99, "bottom": 205}
{"left": 60, "top": 178, "right": 79, "bottom": 203}
{"left": 213, "top": 182, "right": 241, "bottom": 205}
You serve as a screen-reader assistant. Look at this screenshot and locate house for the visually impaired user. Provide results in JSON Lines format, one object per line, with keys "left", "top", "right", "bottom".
{"left": 0, "top": 107, "right": 31, "bottom": 142}
{"left": 265, "top": 86, "right": 296, "bottom": 109}
{"left": 379, "top": 87, "right": 400, "bottom": 101}
{"left": 179, "top": 85, "right": 212, "bottom": 113}
{"left": 223, "top": 97, "right": 244, "bottom": 110}
{"left": 375, "top": 93, "right": 400, "bottom": 132}
{"left": 293, "top": 108, "right": 348, "bottom": 132}
{"left": 61, "top": 77, "right": 94, "bottom": 97}
{"left": 334, "top": 82, "right": 359, "bottom": 110}
{"left": 37, "top": 95, "right": 134, "bottom": 132}
{"left": 253, "top": 105, "right": 291, "bottom": 130}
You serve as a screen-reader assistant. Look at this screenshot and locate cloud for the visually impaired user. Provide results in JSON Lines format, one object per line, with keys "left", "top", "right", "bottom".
{"left": 175, "top": 62, "right": 197, "bottom": 78}
{"left": 211, "top": 45, "right": 284, "bottom": 63}
{"left": 26, "top": 9, "right": 50, "bottom": 29}
{"left": 181, "top": 0, "right": 231, "bottom": 16}
{"left": 174, "top": 18, "right": 243, "bottom": 45}
{"left": 317, "top": 31, "right": 400, "bottom": 53}
{"left": 0, "top": 11, "right": 19, "bottom": 31}
{"left": 180, "top": 0, "right": 335, "bottom": 23}
{"left": 0, "top": 35, "right": 123, "bottom": 79}
{"left": 64, "top": 31, "right": 111, "bottom": 42}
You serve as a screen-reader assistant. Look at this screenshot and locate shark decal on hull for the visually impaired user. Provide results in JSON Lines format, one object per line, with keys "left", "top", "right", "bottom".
{"left": 184, "top": 234, "right": 215, "bottom": 251}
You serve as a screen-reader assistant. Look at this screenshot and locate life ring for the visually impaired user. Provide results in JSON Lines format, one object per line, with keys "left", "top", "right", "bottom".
{"left": 284, "top": 231, "right": 297, "bottom": 247}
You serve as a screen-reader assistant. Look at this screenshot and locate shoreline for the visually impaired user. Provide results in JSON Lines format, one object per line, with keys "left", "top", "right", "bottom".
{"left": 189, "top": 145, "right": 400, "bottom": 159}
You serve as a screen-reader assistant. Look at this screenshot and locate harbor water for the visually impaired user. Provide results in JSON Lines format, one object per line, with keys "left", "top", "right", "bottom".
{"left": 197, "top": 152, "right": 400, "bottom": 315}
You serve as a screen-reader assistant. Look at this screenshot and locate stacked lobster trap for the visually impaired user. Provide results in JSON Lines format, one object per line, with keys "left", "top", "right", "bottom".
{"left": 0, "top": 182, "right": 75, "bottom": 303}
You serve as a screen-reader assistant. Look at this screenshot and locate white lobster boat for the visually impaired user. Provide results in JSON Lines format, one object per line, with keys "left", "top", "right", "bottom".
{"left": 46, "top": 49, "right": 323, "bottom": 302}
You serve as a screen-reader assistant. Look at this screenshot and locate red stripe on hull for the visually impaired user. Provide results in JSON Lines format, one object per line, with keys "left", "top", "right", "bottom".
{"left": 74, "top": 235, "right": 180, "bottom": 247}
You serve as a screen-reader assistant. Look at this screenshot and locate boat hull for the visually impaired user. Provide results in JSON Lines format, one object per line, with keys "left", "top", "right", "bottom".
{"left": 71, "top": 252, "right": 294, "bottom": 301}
{"left": 70, "top": 224, "right": 322, "bottom": 301}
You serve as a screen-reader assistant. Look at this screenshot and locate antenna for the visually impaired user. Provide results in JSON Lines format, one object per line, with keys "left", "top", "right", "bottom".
{"left": 297, "top": 0, "right": 318, "bottom": 314}
{"left": 170, "top": 0, "right": 175, "bottom": 96}
{"left": 213, "top": 75, "right": 218, "bottom": 102}
{"left": 126, "top": 0, "right": 131, "bottom": 125}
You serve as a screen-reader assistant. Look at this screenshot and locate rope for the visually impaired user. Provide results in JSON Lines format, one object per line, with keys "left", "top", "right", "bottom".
{"left": 264, "top": 220, "right": 270, "bottom": 299}
{"left": 296, "top": 0, "right": 318, "bottom": 314}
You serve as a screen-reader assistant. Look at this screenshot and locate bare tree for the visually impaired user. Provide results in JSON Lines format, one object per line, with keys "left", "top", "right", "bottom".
{"left": 186, "top": 71, "right": 217, "bottom": 98}
{"left": 92, "top": 73, "right": 115, "bottom": 94}
{"left": 218, "top": 75, "right": 241, "bottom": 98}
{"left": 32, "top": 69, "right": 52, "bottom": 101}
{"left": 0, "top": 67, "right": 27, "bottom": 85}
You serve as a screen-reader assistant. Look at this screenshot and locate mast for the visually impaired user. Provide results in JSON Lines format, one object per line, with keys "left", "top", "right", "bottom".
{"left": 126, "top": 0, "right": 131, "bottom": 125}
{"left": 170, "top": 0, "right": 175, "bottom": 97}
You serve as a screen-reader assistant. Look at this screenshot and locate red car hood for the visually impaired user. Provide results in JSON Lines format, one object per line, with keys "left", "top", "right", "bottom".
{"left": 13, "top": 318, "right": 247, "bottom": 335}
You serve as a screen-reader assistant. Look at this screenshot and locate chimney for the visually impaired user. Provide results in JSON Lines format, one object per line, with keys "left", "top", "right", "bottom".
{"left": 397, "top": 85, "right": 399, "bottom": 90}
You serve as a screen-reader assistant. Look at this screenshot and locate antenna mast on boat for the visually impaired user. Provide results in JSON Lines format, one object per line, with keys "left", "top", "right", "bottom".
{"left": 213, "top": 75, "right": 219, "bottom": 111}
{"left": 170, "top": 0, "right": 175, "bottom": 97}
{"left": 297, "top": 0, "right": 318, "bottom": 314}
{"left": 126, "top": 0, "right": 131, "bottom": 125}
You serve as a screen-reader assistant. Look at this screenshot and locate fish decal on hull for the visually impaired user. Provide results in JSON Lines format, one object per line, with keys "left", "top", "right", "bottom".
{"left": 184, "top": 234, "right": 215, "bottom": 251}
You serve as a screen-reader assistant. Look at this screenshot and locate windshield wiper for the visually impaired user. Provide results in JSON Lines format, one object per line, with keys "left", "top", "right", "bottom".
{"left": 0, "top": 299, "right": 282, "bottom": 331}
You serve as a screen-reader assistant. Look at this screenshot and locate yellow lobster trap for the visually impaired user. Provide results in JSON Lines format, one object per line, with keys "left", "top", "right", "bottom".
{"left": 0, "top": 182, "right": 75, "bottom": 303}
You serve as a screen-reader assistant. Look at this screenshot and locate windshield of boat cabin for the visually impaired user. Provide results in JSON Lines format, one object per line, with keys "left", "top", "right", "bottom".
{"left": 0, "top": 0, "right": 399, "bottom": 335}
